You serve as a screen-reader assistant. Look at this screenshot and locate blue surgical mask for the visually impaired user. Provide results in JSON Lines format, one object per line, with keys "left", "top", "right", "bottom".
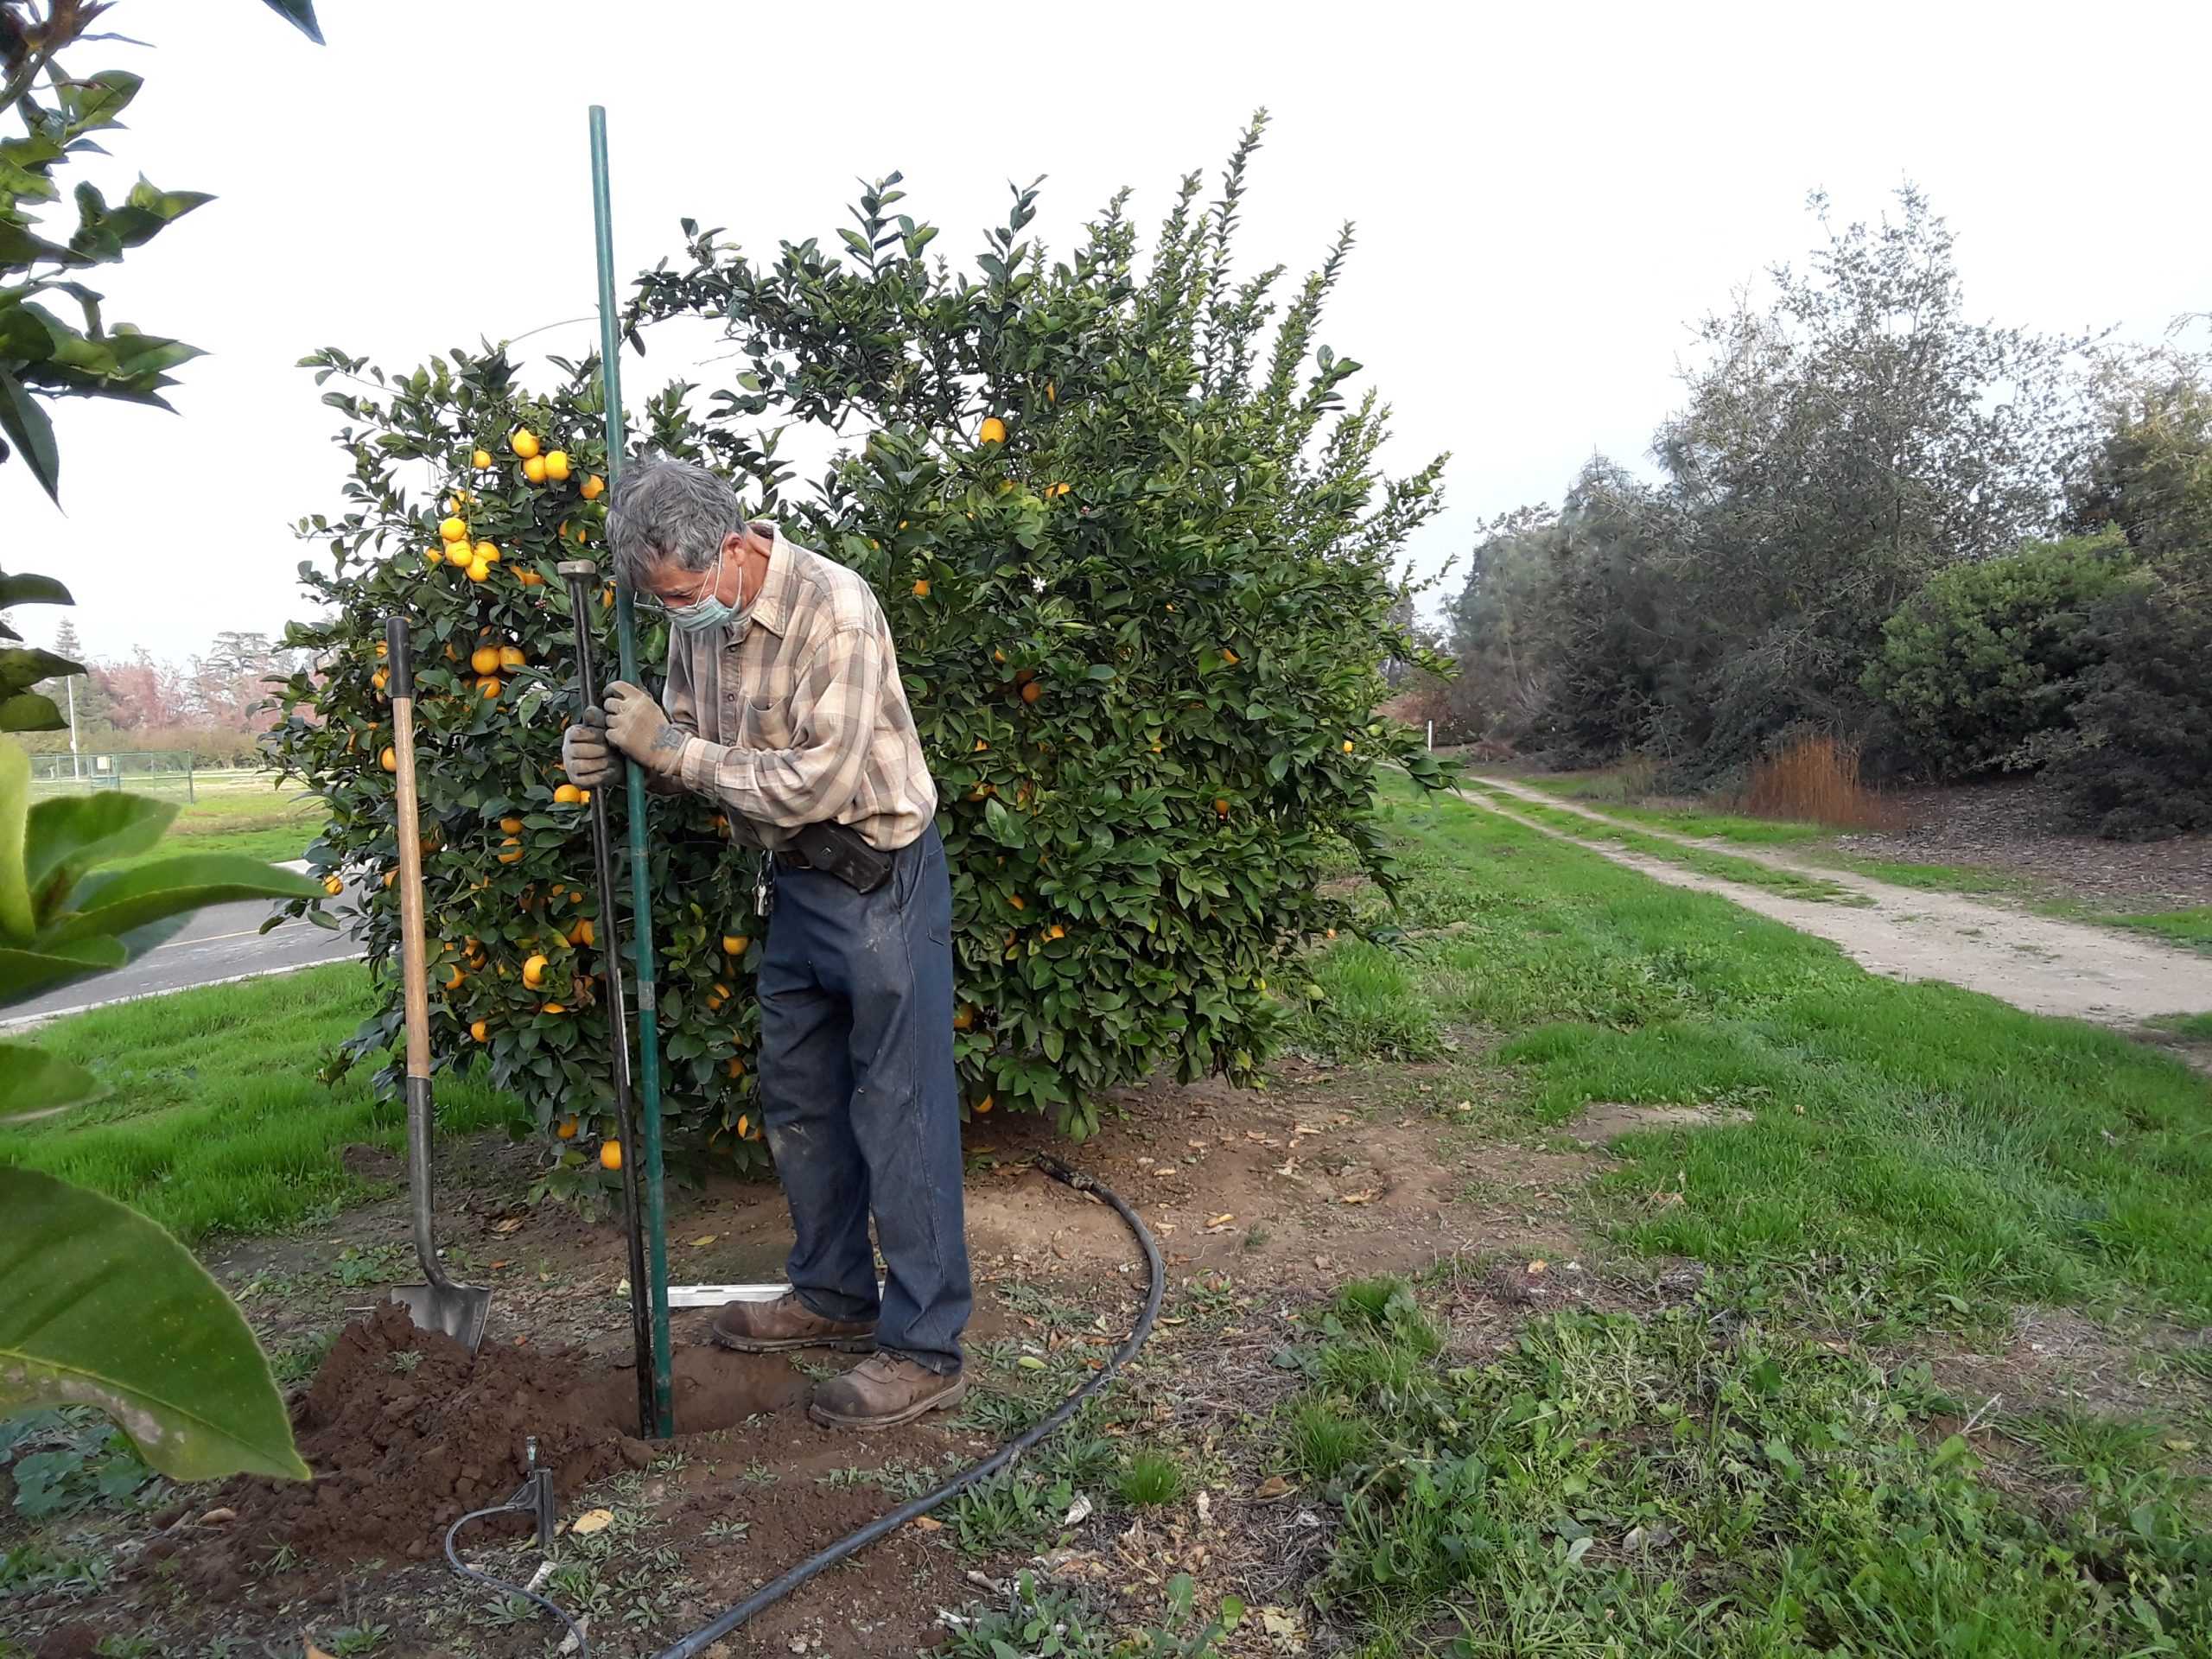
{"left": 667, "top": 553, "right": 734, "bottom": 635}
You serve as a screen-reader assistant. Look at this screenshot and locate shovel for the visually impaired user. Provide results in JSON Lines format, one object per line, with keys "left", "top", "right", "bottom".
{"left": 385, "top": 614, "right": 493, "bottom": 1351}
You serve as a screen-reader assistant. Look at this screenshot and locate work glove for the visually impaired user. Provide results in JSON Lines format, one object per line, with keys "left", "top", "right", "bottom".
{"left": 601, "top": 680, "right": 689, "bottom": 777}
{"left": 562, "top": 713, "right": 621, "bottom": 788}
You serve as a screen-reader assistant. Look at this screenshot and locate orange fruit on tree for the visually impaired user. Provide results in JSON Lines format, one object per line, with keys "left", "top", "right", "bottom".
{"left": 383, "top": 868, "right": 397, "bottom": 888}
{"left": 380, "top": 747, "right": 397, "bottom": 772}
{"left": 498, "top": 837, "right": 524, "bottom": 865}
{"left": 522, "top": 953, "right": 549, "bottom": 988}
{"left": 475, "top": 542, "right": 500, "bottom": 563}
{"left": 581, "top": 472, "right": 605, "bottom": 500}
{"left": 1342, "top": 739, "right": 1354, "bottom": 753}
{"left": 599, "top": 1140, "right": 621, "bottom": 1171}
{"left": 511, "top": 428, "right": 540, "bottom": 460}
{"left": 467, "top": 559, "right": 491, "bottom": 582}
{"left": 1020, "top": 680, "right": 1042, "bottom": 704}
{"left": 442, "top": 963, "right": 464, "bottom": 990}
{"left": 556, "top": 1116, "right": 579, "bottom": 1140}
{"left": 322, "top": 874, "right": 344, "bottom": 896}
{"left": 499, "top": 816, "right": 524, "bottom": 834}
{"left": 523, "top": 454, "right": 548, "bottom": 485}
{"left": 439, "top": 516, "right": 467, "bottom": 543}
{"left": 1215, "top": 797, "right": 1230, "bottom": 816}
{"left": 477, "top": 677, "right": 501, "bottom": 699}
{"left": 471, "top": 645, "right": 501, "bottom": 675}
{"left": 425, "top": 546, "right": 445, "bottom": 568}
{"left": 973, "top": 1095, "right": 993, "bottom": 1114}
{"left": 952, "top": 1005, "right": 973, "bottom": 1031}
{"left": 543, "top": 449, "right": 571, "bottom": 481}
{"left": 978, "top": 416, "right": 1007, "bottom": 444}
{"left": 499, "top": 645, "right": 524, "bottom": 669}
{"left": 472, "top": 447, "right": 493, "bottom": 469}
{"left": 912, "top": 579, "right": 931, "bottom": 598}
{"left": 375, "top": 639, "right": 389, "bottom": 658}
{"left": 722, "top": 934, "right": 748, "bottom": 956}
{"left": 554, "top": 783, "right": 582, "bottom": 804}
{"left": 1047, "top": 924, "right": 1065, "bottom": 940}
{"left": 470, "top": 1019, "right": 488, "bottom": 1043}
{"left": 725, "top": 1058, "right": 746, "bottom": 1080}
{"left": 542, "top": 1001, "right": 567, "bottom": 1014}
{"left": 569, "top": 918, "right": 594, "bottom": 947}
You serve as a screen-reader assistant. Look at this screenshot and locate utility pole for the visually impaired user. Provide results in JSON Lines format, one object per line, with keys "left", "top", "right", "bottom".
{"left": 66, "top": 676, "right": 79, "bottom": 779}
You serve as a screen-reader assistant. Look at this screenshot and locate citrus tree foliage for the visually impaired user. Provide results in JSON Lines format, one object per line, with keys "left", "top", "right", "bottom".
{"left": 268, "top": 118, "right": 1451, "bottom": 1173}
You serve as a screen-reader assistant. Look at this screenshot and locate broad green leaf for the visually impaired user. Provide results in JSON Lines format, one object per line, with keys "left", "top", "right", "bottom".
{"left": 24, "top": 792, "right": 178, "bottom": 898}
{"left": 0, "top": 693, "right": 64, "bottom": 733}
{"left": 0, "top": 1168, "right": 308, "bottom": 1482}
{"left": 0, "top": 1039, "right": 104, "bottom": 1122}
{"left": 0, "top": 744, "right": 31, "bottom": 944}
{"left": 54, "top": 71, "right": 142, "bottom": 138}
{"left": 0, "top": 365, "right": 60, "bottom": 501}
{"left": 0, "top": 938, "right": 126, "bottom": 1006}
{"left": 0, "top": 573, "right": 73, "bottom": 608}
{"left": 42, "top": 853, "right": 321, "bottom": 948}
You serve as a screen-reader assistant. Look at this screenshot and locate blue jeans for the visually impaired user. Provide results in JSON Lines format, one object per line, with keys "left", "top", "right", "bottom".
{"left": 755, "top": 823, "right": 970, "bottom": 1373}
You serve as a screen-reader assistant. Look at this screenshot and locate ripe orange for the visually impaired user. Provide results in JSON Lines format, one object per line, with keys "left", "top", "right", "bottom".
{"left": 974, "top": 739, "right": 988, "bottom": 752}
{"left": 475, "top": 542, "right": 501, "bottom": 563}
{"left": 477, "top": 677, "right": 501, "bottom": 699}
{"left": 973, "top": 1095, "right": 994, "bottom": 1114}
{"left": 1047, "top": 924, "right": 1065, "bottom": 940}
{"left": 498, "top": 837, "right": 524, "bottom": 865}
{"left": 1215, "top": 797, "right": 1230, "bottom": 816}
{"left": 425, "top": 546, "right": 445, "bottom": 568}
{"left": 912, "top": 579, "right": 931, "bottom": 598}
{"left": 554, "top": 783, "right": 582, "bottom": 804}
{"left": 1341, "top": 740, "right": 1354, "bottom": 753}
{"left": 953, "top": 1006, "right": 974, "bottom": 1030}
{"left": 736, "top": 1113, "right": 752, "bottom": 1138}
{"left": 499, "top": 816, "right": 524, "bottom": 834}
{"left": 523, "top": 454, "right": 548, "bottom": 485}
{"left": 722, "top": 934, "right": 749, "bottom": 956}
{"left": 467, "top": 559, "right": 491, "bottom": 583}
{"left": 725, "top": 1058, "right": 745, "bottom": 1079}
{"left": 1008, "top": 893, "right": 1026, "bottom": 911}
{"left": 522, "top": 953, "right": 549, "bottom": 988}
{"left": 511, "top": 429, "right": 540, "bottom": 460}
{"left": 599, "top": 1140, "right": 621, "bottom": 1171}
{"left": 581, "top": 473, "right": 606, "bottom": 500}
{"left": 569, "top": 918, "right": 594, "bottom": 947}
{"left": 470, "top": 645, "right": 500, "bottom": 675}
{"left": 518, "top": 569, "right": 544, "bottom": 587}
{"left": 376, "top": 639, "right": 389, "bottom": 659}
{"left": 543, "top": 449, "right": 571, "bottom": 481}
{"left": 442, "top": 963, "right": 464, "bottom": 990}
{"left": 1020, "top": 680, "right": 1042, "bottom": 704}
{"left": 470, "top": 1019, "right": 488, "bottom": 1043}
{"left": 979, "top": 416, "right": 1007, "bottom": 444}
{"left": 556, "top": 1116, "right": 579, "bottom": 1140}
{"left": 322, "top": 874, "right": 344, "bottom": 896}
{"left": 439, "top": 516, "right": 467, "bottom": 543}
{"left": 383, "top": 868, "right": 397, "bottom": 889}
{"left": 472, "top": 447, "right": 493, "bottom": 469}
{"left": 380, "top": 747, "right": 397, "bottom": 772}
{"left": 542, "top": 1001, "right": 568, "bottom": 1015}
{"left": 499, "top": 645, "right": 524, "bottom": 670}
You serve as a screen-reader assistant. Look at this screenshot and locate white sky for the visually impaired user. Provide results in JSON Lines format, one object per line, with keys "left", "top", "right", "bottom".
{"left": 6, "top": 0, "right": 2209, "bottom": 665}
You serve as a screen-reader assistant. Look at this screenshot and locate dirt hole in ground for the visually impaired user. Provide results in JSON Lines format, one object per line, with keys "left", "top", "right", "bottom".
{"left": 161, "top": 1302, "right": 809, "bottom": 1590}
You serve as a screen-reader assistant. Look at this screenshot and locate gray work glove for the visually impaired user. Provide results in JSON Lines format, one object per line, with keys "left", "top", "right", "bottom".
{"left": 562, "top": 710, "right": 621, "bottom": 788}
{"left": 601, "top": 680, "right": 689, "bottom": 778}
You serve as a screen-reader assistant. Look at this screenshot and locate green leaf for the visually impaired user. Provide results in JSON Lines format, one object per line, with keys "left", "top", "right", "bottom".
{"left": 260, "top": 0, "right": 327, "bottom": 43}
{"left": 0, "top": 1168, "right": 308, "bottom": 1482}
{"left": 24, "top": 792, "right": 178, "bottom": 898}
{"left": 55, "top": 72, "right": 142, "bottom": 137}
{"left": 0, "top": 743, "right": 32, "bottom": 944}
{"left": 0, "top": 693, "right": 65, "bottom": 733}
{"left": 0, "top": 366, "right": 60, "bottom": 501}
{"left": 0, "top": 938, "right": 125, "bottom": 1006}
{"left": 0, "top": 573, "right": 73, "bottom": 608}
{"left": 41, "top": 854, "right": 321, "bottom": 950}
{"left": 0, "top": 1039, "right": 105, "bottom": 1122}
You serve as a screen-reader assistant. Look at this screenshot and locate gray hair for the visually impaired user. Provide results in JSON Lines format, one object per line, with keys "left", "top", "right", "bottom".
{"left": 607, "top": 457, "right": 747, "bottom": 587}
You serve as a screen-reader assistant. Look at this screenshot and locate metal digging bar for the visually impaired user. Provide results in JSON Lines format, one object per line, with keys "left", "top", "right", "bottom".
{"left": 588, "top": 101, "right": 675, "bottom": 1439}
{"left": 560, "top": 558, "right": 657, "bottom": 1440}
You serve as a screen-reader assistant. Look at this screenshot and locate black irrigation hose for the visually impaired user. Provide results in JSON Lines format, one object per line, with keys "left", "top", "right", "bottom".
{"left": 652, "top": 1153, "right": 1167, "bottom": 1659}
{"left": 444, "top": 1503, "right": 591, "bottom": 1659}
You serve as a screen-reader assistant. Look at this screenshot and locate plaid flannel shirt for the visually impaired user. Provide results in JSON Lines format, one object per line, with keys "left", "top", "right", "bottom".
{"left": 662, "top": 524, "right": 938, "bottom": 853}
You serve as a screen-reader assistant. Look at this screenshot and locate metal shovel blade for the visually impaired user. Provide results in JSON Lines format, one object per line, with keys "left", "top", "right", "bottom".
{"left": 389, "top": 1281, "right": 493, "bottom": 1351}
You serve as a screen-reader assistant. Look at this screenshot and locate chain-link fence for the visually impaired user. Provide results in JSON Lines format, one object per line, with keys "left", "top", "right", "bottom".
{"left": 27, "top": 751, "right": 199, "bottom": 801}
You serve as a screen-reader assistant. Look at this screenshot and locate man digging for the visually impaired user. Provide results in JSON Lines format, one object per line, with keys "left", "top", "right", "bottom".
{"left": 561, "top": 457, "right": 971, "bottom": 1428}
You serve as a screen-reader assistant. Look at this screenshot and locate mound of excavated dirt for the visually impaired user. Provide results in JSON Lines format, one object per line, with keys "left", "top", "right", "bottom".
{"left": 193, "top": 1302, "right": 807, "bottom": 1569}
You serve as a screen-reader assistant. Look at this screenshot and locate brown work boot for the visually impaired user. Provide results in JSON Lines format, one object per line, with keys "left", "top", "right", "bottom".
{"left": 709, "top": 1292, "right": 876, "bottom": 1354}
{"left": 808, "top": 1353, "right": 966, "bottom": 1428}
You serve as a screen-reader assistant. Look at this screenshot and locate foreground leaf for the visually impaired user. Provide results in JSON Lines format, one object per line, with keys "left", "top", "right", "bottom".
{"left": 0, "top": 1169, "right": 308, "bottom": 1481}
{"left": 43, "top": 853, "right": 321, "bottom": 950}
{"left": 0, "top": 1040, "right": 105, "bottom": 1122}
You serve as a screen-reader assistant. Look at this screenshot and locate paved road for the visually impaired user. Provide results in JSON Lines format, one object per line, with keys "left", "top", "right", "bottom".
{"left": 0, "top": 874, "right": 363, "bottom": 1029}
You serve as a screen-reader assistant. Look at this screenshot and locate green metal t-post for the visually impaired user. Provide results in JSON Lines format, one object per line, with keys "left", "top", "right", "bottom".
{"left": 589, "top": 104, "right": 674, "bottom": 1440}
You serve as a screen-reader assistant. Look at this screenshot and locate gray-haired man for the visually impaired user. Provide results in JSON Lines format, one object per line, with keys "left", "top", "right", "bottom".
{"left": 563, "top": 457, "right": 970, "bottom": 1428}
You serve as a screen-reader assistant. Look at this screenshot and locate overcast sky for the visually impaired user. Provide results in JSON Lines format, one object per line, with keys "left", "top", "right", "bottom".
{"left": 6, "top": 0, "right": 2208, "bottom": 666}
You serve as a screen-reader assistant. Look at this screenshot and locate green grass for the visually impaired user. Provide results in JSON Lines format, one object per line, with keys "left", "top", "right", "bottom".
{"left": 1116, "top": 1448, "right": 1187, "bottom": 1508}
{"left": 1817, "top": 854, "right": 2028, "bottom": 897}
{"left": 1279, "top": 1288, "right": 2209, "bottom": 1656}
{"left": 0, "top": 964, "right": 518, "bottom": 1241}
{"left": 101, "top": 783, "right": 325, "bottom": 873}
{"left": 1302, "top": 781, "right": 2212, "bottom": 1325}
{"left": 2092, "top": 905, "right": 2212, "bottom": 957}
{"left": 1504, "top": 771, "right": 1830, "bottom": 845}
{"left": 1459, "top": 779, "right": 1868, "bottom": 906}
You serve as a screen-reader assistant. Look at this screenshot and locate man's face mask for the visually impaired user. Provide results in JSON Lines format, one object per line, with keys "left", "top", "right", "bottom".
{"left": 662, "top": 551, "right": 734, "bottom": 635}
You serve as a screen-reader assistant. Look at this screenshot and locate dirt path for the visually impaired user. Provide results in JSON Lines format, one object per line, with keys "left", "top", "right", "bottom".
{"left": 1461, "top": 776, "right": 2212, "bottom": 1029}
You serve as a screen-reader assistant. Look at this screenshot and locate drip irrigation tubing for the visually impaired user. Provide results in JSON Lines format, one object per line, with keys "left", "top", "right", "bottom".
{"left": 442, "top": 1152, "right": 1164, "bottom": 1659}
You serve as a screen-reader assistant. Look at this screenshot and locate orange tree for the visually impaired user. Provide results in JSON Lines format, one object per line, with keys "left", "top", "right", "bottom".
{"left": 267, "top": 115, "right": 1451, "bottom": 1179}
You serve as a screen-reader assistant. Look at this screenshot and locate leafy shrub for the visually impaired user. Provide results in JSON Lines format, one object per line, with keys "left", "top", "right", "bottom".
{"left": 266, "top": 121, "right": 1452, "bottom": 1177}
{"left": 2047, "top": 575, "right": 2212, "bottom": 839}
{"left": 1864, "top": 531, "right": 2137, "bottom": 776}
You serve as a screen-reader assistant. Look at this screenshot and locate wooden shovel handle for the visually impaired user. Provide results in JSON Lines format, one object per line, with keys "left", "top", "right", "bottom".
{"left": 386, "top": 617, "right": 432, "bottom": 1082}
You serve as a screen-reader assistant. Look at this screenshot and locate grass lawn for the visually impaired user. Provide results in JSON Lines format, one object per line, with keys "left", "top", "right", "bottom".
{"left": 2094, "top": 904, "right": 2212, "bottom": 957}
{"left": 0, "top": 963, "right": 517, "bottom": 1242}
{"left": 1300, "top": 781, "right": 2212, "bottom": 1327}
{"left": 1503, "top": 769, "right": 1830, "bottom": 845}
{"left": 93, "top": 776, "right": 325, "bottom": 872}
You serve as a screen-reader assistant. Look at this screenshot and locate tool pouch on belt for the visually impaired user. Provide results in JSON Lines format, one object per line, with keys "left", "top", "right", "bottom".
{"left": 792, "top": 819, "right": 893, "bottom": 893}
